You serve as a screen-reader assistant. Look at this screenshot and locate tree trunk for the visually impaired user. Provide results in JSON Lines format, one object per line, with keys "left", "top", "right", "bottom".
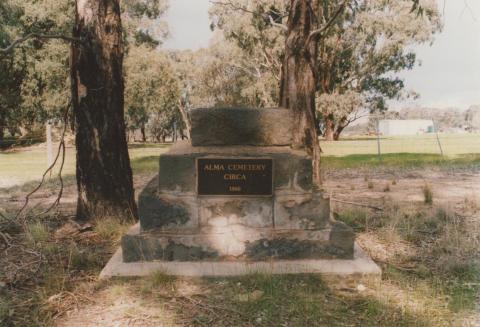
{"left": 0, "top": 111, "right": 5, "bottom": 143}
{"left": 280, "top": 0, "right": 321, "bottom": 186}
{"left": 140, "top": 125, "right": 146, "bottom": 142}
{"left": 324, "top": 115, "right": 334, "bottom": 141}
{"left": 333, "top": 116, "right": 348, "bottom": 141}
{"left": 71, "top": 0, "right": 138, "bottom": 221}
{"left": 178, "top": 101, "right": 191, "bottom": 139}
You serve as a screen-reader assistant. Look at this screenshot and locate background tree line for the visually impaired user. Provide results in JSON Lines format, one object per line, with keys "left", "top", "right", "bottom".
{"left": 0, "top": 0, "right": 183, "bottom": 145}
{"left": 2, "top": 0, "right": 441, "bottom": 145}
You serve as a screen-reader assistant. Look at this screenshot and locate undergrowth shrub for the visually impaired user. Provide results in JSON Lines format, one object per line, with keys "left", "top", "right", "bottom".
{"left": 423, "top": 184, "right": 433, "bottom": 204}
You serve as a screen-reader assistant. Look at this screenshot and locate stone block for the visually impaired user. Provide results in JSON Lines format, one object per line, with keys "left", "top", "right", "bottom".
{"left": 274, "top": 193, "right": 330, "bottom": 229}
{"left": 245, "top": 238, "right": 332, "bottom": 260}
{"left": 139, "top": 176, "right": 198, "bottom": 230}
{"left": 121, "top": 226, "right": 343, "bottom": 262}
{"left": 158, "top": 154, "right": 196, "bottom": 193}
{"left": 272, "top": 153, "right": 312, "bottom": 191}
{"left": 158, "top": 142, "right": 313, "bottom": 193}
{"left": 122, "top": 233, "right": 218, "bottom": 262}
{"left": 190, "top": 107, "right": 293, "bottom": 146}
{"left": 328, "top": 221, "right": 355, "bottom": 259}
{"left": 199, "top": 198, "right": 273, "bottom": 228}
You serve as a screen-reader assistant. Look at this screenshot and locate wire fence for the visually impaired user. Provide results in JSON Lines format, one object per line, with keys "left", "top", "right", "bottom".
{"left": 320, "top": 133, "right": 480, "bottom": 157}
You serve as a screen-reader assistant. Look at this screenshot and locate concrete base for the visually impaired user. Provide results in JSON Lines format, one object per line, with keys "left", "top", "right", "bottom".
{"left": 100, "top": 241, "right": 381, "bottom": 280}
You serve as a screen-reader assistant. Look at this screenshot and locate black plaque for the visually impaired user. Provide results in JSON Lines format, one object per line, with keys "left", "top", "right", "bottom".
{"left": 197, "top": 158, "right": 273, "bottom": 196}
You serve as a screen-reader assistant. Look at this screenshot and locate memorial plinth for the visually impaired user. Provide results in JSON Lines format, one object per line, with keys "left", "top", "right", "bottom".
{"left": 101, "top": 108, "right": 380, "bottom": 278}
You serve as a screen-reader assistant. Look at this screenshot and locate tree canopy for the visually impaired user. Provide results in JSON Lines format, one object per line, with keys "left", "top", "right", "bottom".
{"left": 209, "top": 0, "right": 442, "bottom": 140}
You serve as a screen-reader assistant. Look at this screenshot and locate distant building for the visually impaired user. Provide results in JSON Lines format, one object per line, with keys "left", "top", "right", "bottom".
{"left": 378, "top": 119, "right": 434, "bottom": 136}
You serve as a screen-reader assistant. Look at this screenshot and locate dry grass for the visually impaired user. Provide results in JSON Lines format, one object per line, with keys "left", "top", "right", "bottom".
{"left": 1, "top": 145, "right": 479, "bottom": 326}
{"left": 337, "top": 198, "right": 480, "bottom": 321}
{"left": 423, "top": 184, "right": 433, "bottom": 204}
{"left": 2, "top": 192, "right": 477, "bottom": 326}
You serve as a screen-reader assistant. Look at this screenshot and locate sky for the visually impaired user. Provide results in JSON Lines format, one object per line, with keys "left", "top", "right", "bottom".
{"left": 162, "top": 0, "right": 480, "bottom": 110}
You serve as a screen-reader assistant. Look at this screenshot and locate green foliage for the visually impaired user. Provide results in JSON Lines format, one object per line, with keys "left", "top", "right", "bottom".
{"left": 27, "top": 221, "right": 49, "bottom": 243}
{"left": 316, "top": 0, "right": 442, "bottom": 137}
{"left": 0, "top": 0, "right": 25, "bottom": 141}
{"left": 209, "top": 1, "right": 285, "bottom": 107}
{"left": 210, "top": 0, "right": 442, "bottom": 139}
{"left": 124, "top": 45, "right": 182, "bottom": 141}
{"left": 122, "top": 0, "right": 169, "bottom": 47}
{"left": 1, "top": 0, "right": 172, "bottom": 142}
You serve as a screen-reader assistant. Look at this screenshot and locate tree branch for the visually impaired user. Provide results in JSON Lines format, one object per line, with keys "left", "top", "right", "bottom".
{"left": 14, "top": 100, "right": 71, "bottom": 226}
{"left": 307, "top": 1, "right": 348, "bottom": 45}
{"left": 0, "top": 33, "right": 83, "bottom": 54}
{"left": 268, "top": 15, "right": 288, "bottom": 31}
{"left": 209, "top": 1, "right": 256, "bottom": 15}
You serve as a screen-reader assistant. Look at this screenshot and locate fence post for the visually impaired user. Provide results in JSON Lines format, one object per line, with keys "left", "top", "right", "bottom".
{"left": 376, "top": 118, "right": 382, "bottom": 162}
{"left": 173, "top": 121, "right": 177, "bottom": 143}
{"left": 433, "top": 119, "right": 444, "bottom": 157}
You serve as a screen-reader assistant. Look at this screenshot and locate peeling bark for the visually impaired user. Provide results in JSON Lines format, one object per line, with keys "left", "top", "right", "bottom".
{"left": 178, "top": 101, "right": 191, "bottom": 140}
{"left": 71, "top": 0, "right": 138, "bottom": 221}
{"left": 324, "top": 115, "right": 334, "bottom": 141}
{"left": 280, "top": 0, "right": 321, "bottom": 186}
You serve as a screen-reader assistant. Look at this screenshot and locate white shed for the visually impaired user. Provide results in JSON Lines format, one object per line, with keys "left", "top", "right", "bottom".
{"left": 378, "top": 119, "right": 434, "bottom": 136}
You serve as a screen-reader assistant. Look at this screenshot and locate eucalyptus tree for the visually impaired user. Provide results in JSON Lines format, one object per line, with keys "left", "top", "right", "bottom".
{"left": 71, "top": 0, "right": 171, "bottom": 221}
{"left": 209, "top": 1, "right": 286, "bottom": 107}
{"left": 124, "top": 45, "right": 181, "bottom": 142}
{"left": 1, "top": 0, "right": 172, "bottom": 221}
{"left": 316, "top": 0, "right": 441, "bottom": 140}
{"left": 0, "top": 0, "right": 24, "bottom": 142}
{"left": 210, "top": 0, "right": 441, "bottom": 144}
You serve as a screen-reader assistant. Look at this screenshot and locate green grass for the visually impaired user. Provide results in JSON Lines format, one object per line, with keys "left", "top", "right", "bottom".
{"left": 27, "top": 221, "right": 50, "bottom": 243}
{"left": 0, "top": 144, "right": 169, "bottom": 189}
{"left": 2, "top": 136, "right": 480, "bottom": 190}
{"left": 322, "top": 153, "right": 480, "bottom": 169}
{"left": 322, "top": 133, "right": 480, "bottom": 156}
{"left": 187, "top": 273, "right": 433, "bottom": 326}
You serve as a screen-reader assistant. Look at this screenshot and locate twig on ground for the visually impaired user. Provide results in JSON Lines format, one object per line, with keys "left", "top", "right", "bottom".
{"left": 0, "top": 231, "right": 12, "bottom": 248}
{"left": 331, "top": 198, "right": 383, "bottom": 211}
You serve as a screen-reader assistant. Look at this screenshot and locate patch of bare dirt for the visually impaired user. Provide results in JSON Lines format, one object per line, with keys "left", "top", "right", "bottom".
{"left": 325, "top": 168, "right": 480, "bottom": 210}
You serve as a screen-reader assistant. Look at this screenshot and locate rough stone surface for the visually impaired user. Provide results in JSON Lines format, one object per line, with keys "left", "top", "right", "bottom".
{"left": 158, "top": 141, "right": 312, "bottom": 194}
{"left": 274, "top": 194, "right": 330, "bottom": 229}
{"left": 120, "top": 107, "right": 358, "bottom": 266}
{"left": 120, "top": 223, "right": 348, "bottom": 261}
{"left": 139, "top": 176, "right": 198, "bottom": 231}
{"left": 122, "top": 233, "right": 218, "bottom": 262}
{"left": 199, "top": 198, "right": 272, "bottom": 228}
{"left": 158, "top": 154, "right": 195, "bottom": 193}
{"left": 102, "top": 226, "right": 379, "bottom": 278}
{"left": 246, "top": 238, "right": 334, "bottom": 260}
{"left": 190, "top": 107, "right": 293, "bottom": 146}
{"left": 328, "top": 222, "right": 355, "bottom": 258}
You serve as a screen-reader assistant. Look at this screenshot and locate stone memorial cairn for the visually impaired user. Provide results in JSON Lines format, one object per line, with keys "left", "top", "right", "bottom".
{"left": 121, "top": 108, "right": 355, "bottom": 265}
